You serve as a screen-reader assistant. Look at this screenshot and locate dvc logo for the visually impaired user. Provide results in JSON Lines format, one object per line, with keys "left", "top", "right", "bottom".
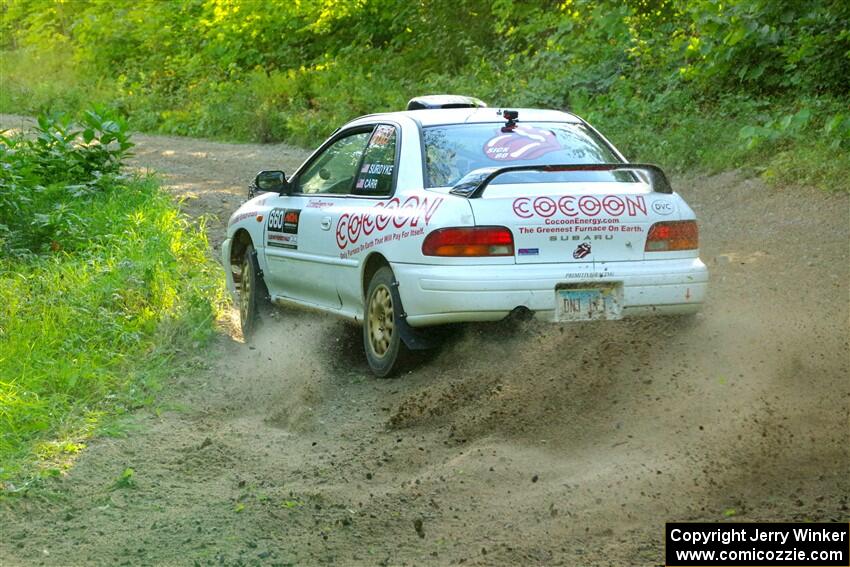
{"left": 652, "top": 200, "right": 674, "bottom": 215}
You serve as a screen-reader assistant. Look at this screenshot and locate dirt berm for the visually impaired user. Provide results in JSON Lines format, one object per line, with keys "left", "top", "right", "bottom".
{"left": 1, "top": 115, "right": 847, "bottom": 566}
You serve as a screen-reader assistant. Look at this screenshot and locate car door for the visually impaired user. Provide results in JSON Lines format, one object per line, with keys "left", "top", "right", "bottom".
{"left": 304, "top": 123, "right": 401, "bottom": 314}
{"left": 262, "top": 128, "right": 372, "bottom": 308}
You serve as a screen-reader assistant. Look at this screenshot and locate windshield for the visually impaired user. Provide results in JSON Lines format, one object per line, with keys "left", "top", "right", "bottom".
{"left": 423, "top": 122, "right": 628, "bottom": 188}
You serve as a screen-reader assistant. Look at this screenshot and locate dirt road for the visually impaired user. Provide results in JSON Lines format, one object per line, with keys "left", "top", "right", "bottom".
{"left": 1, "top": 116, "right": 848, "bottom": 566}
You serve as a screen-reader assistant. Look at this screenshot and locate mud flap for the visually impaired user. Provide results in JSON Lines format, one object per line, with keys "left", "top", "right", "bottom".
{"left": 397, "top": 319, "right": 439, "bottom": 350}
{"left": 392, "top": 280, "right": 437, "bottom": 351}
{"left": 250, "top": 249, "right": 271, "bottom": 302}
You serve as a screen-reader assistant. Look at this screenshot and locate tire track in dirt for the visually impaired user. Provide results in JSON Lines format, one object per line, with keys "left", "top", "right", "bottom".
{"left": 1, "top": 115, "right": 847, "bottom": 566}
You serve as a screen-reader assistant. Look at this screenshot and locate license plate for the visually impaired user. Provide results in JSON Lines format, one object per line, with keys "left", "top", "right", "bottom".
{"left": 556, "top": 285, "right": 622, "bottom": 322}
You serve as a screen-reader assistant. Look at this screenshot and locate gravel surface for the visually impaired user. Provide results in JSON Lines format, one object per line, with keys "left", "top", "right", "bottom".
{"left": 1, "top": 115, "right": 847, "bottom": 566}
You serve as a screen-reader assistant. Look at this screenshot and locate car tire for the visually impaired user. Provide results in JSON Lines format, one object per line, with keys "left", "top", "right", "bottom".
{"left": 239, "top": 244, "right": 264, "bottom": 340}
{"left": 363, "top": 266, "right": 409, "bottom": 378}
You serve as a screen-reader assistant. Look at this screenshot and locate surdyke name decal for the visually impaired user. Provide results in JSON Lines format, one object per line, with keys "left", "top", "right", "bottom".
{"left": 512, "top": 195, "right": 647, "bottom": 219}
{"left": 336, "top": 196, "right": 443, "bottom": 250}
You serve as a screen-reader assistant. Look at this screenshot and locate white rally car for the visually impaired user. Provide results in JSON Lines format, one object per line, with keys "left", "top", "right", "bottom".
{"left": 222, "top": 95, "right": 708, "bottom": 376}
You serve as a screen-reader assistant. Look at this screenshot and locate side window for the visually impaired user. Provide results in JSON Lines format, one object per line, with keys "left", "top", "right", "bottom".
{"left": 353, "top": 125, "right": 397, "bottom": 197}
{"left": 295, "top": 131, "right": 371, "bottom": 195}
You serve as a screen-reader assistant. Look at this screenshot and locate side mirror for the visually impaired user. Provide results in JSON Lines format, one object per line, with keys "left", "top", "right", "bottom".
{"left": 251, "top": 170, "right": 288, "bottom": 197}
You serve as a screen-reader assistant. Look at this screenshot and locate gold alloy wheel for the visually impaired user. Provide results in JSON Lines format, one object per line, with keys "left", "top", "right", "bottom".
{"left": 239, "top": 262, "right": 251, "bottom": 324}
{"left": 368, "top": 284, "right": 394, "bottom": 357}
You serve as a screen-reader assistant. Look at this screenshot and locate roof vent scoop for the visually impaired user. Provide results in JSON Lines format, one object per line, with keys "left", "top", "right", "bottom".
{"left": 406, "top": 95, "right": 487, "bottom": 111}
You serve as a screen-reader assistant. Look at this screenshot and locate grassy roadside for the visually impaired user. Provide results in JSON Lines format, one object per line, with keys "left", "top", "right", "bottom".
{"left": 0, "top": 111, "right": 224, "bottom": 487}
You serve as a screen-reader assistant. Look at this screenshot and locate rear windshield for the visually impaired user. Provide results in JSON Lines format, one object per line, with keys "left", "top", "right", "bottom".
{"left": 423, "top": 122, "right": 629, "bottom": 188}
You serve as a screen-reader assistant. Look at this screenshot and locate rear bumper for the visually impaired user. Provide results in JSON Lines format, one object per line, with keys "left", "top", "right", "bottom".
{"left": 391, "top": 258, "right": 708, "bottom": 327}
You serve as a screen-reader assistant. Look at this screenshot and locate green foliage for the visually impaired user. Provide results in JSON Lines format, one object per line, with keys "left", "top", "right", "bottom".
{"left": 823, "top": 114, "right": 850, "bottom": 150}
{"left": 683, "top": 0, "right": 850, "bottom": 94}
{"left": 0, "top": 111, "right": 222, "bottom": 484}
{"left": 1, "top": 109, "right": 135, "bottom": 255}
{"left": 0, "top": 0, "right": 847, "bottom": 190}
{"left": 112, "top": 467, "right": 136, "bottom": 489}
{"left": 739, "top": 108, "right": 812, "bottom": 151}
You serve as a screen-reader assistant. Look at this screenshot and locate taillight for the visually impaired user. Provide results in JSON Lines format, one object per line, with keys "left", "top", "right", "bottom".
{"left": 645, "top": 220, "right": 699, "bottom": 252}
{"left": 422, "top": 226, "right": 514, "bottom": 257}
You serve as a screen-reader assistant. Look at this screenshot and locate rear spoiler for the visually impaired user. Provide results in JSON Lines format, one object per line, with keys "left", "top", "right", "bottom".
{"left": 449, "top": 163, "right": 673, "bottom": 198}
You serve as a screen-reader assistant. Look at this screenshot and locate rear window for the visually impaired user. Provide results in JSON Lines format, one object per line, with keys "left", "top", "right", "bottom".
{"left": 423, "top": 122, "right": 629, "bottom": 188}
